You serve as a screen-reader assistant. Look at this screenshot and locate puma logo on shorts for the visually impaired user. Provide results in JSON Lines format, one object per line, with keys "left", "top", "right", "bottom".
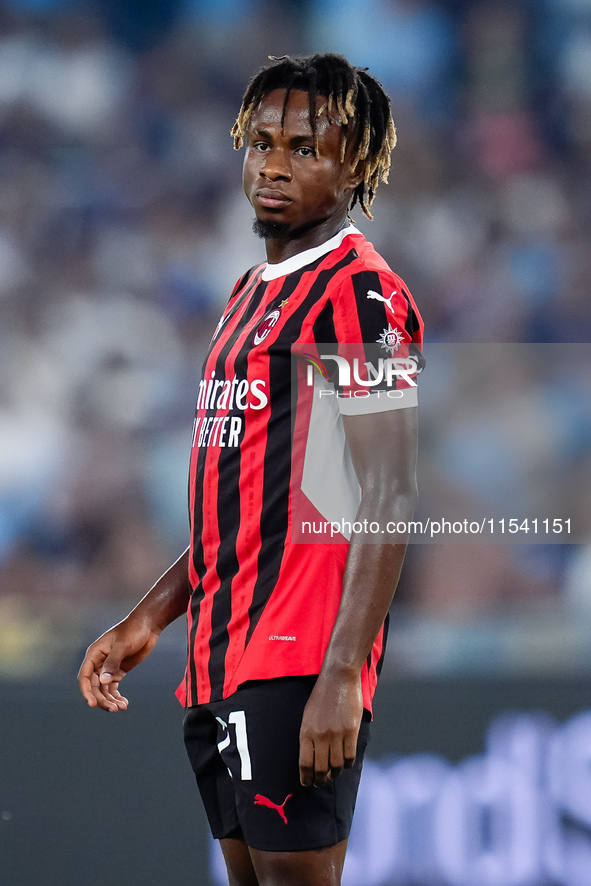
{"left": 254, "top": 793, "right": 292, "bottom": 824}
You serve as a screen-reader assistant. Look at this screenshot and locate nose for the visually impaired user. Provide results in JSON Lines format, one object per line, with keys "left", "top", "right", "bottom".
{"left": 260, "top": 149, "right": 292, "bottom": 181}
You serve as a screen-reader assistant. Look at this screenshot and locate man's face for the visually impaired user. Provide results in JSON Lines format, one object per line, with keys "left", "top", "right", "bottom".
{"left": 242, "top": 88, "right": 361, "bottom": 239}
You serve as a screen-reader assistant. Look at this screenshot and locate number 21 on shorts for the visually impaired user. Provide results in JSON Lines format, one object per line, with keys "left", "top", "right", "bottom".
{"left": 216, "top": 710, "right": 252, "bottom": 780}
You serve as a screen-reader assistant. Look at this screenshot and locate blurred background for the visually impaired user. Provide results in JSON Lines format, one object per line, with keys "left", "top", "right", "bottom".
{"left": 0, "top": 0, "right": 591, "bottom": 884}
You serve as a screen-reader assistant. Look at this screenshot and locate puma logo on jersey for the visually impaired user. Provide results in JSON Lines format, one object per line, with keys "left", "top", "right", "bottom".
{"left": 254, "top": 793, "right": 293, "bottom": 824}
{"left": 367, "top": 289, "right": 397, "bottom": 313}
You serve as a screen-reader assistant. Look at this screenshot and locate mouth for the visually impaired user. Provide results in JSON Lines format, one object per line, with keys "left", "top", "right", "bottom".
{"left": 255, "top": 188, "right": 292, "bottom": 209}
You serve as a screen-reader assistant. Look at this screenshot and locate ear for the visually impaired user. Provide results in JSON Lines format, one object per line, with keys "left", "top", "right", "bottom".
{"left": 344, "top": 161, "right": 364, "bottom": 193}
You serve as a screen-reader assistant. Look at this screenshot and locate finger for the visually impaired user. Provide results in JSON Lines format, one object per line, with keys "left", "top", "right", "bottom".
{"left": 109, "top": 682, "right": 129, "bottom": 709}
{"left": 77, "top": 651, "right": 106, "bottom": 707}
{"left": 100, "top": 643, "right": 128, "bottom": 685}
{"left": 299, "top": 736, "right": 315, "bottom": 787}
{"left": 100, "top": 679, "right": 128, "bottom": 711}
{"left": 312, "top": 742, "right": 330, "bottom": 787}
{"left": 328, "top": 741, "right": 345, "bottom": 780}
{"left": 78, "top": 667, "right": 98, "bottom": 707}
{"left": 88, "top": 671, "right": 119, "bottom": 712}
{"left": 104, "top": 682, "right": 128, "bottom": 711}
{"left": 343, "top": 731, "right": 358, "bottom": 769}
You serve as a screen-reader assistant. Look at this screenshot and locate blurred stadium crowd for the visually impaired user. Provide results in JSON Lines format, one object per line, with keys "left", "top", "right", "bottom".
{"left": 1, "top": 0, "right": 591, "bottom": 679}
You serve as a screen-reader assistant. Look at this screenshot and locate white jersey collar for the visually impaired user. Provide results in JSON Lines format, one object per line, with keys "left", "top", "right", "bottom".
{"left": 261, "top": 224, "right": 360, "bottom": 281}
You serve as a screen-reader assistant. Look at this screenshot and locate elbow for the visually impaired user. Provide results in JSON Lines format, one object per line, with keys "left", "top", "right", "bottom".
{"left": 394, "top": 481, "right": 419, "bottom": 520}
{"left": 361, "top": 477, "right": 419, "bottom": 522}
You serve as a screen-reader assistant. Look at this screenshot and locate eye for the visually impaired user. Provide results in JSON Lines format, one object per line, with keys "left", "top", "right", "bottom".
{"left": 253, "top": 142, "right": 270, "bottom": 151}
{"left": 296, "top": 146, "right": 316, "bottom": 157}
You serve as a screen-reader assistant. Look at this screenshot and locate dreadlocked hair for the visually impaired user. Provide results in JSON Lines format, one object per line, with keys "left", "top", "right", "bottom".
{"left": 231, "top": 53, "right": 397, "bottom": 219}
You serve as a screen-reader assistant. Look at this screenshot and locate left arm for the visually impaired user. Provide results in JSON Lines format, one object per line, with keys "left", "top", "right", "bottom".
{"left": 299, "top": 406, "right": 418, "bottom": 786}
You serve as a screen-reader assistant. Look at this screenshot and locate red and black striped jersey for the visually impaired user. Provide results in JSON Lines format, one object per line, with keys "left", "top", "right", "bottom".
{"left": 176, "top": 225, "right": 423, "bottom": 710}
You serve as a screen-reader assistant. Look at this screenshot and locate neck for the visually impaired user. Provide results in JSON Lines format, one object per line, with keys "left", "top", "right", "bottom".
{"left": 264, "top": 215, "right": 350, "bottom": 264}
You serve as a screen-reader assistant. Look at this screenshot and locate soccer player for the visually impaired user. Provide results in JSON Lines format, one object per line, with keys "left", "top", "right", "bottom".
{"left": 78, "top": 54, "right": 423, "bottom": 886}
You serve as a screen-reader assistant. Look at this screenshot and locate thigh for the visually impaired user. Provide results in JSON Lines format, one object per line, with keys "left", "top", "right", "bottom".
{"left": 211, "top": 677, "right": 371, "bottom": 853}
{"left": 250, "top": 839, "right": 348, "bottom": 886}
{"left": 220, "top": 835, "right": 259, "bottom": 886}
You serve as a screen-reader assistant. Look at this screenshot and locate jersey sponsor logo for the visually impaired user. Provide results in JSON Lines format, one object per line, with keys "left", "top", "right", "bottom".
{"left": 192, "top": 373, "right": 269, "bottom": 449}
{"left": 254, "top": 308, "right": 281, "bottom": 345}
{"left": 377, "top": 323, "right": 405, "bottom": 355}
{"left": 254, "top": 793, "right": 293, "bottom": 824}
{"left": 191, "top": 415, "right": 242, "bottom": 448}
{"left": 367, "top": 288, "right": 397, "bottom": 313}
{"left": 196, "top": 372, "right": 268, "bottom": 412}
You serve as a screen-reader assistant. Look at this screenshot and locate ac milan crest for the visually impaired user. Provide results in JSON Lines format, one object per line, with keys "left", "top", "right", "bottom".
{"left": 254, "top": 308, "right": 281, "bottom": 345}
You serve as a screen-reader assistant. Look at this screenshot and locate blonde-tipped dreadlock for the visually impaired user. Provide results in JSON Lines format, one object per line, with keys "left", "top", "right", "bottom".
{"left": 231, "top": 53, "right": 397, "bottom": 219}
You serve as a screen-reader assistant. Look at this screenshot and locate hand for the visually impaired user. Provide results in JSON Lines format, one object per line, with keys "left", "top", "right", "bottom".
{"left": 299, "top": 673, "right": 363, "bottom": 787}
{"left": 77, "top": 616, "right": 161, "bottom": 712}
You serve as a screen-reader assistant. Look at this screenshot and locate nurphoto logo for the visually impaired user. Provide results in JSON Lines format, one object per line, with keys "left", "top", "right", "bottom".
{"left": 302, "top": 351, "right": 421, "bottom": 390}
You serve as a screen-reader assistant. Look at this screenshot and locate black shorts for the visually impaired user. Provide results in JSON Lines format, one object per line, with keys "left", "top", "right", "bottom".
{"left": 183, "top": 676, "right": 371, "bottom": 852}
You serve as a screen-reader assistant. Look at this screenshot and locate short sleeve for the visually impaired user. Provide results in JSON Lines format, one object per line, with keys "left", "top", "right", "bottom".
{"left": 320, "top": 268, "right": 424, "bottom": 415}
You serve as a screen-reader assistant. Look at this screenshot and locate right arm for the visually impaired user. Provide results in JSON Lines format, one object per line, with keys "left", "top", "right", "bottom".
{"left": 77, "top": 547, "right": 191, "bottom": 712}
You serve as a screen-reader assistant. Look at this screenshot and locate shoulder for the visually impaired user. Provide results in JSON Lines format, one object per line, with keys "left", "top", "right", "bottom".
{"left": 334, "top": 232, "right": 407, "bottom": 287}
{"left": 231, "top": 263, "right": 265, "bottom": 297}
{"left": 321, "top": 230, "right": 423, "bottom": 343}
{"left": 348, "top": 231, "right": 394, "bottom": 276}
{"left": 332, "top": 231, "right": 418, "bottom": 308}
